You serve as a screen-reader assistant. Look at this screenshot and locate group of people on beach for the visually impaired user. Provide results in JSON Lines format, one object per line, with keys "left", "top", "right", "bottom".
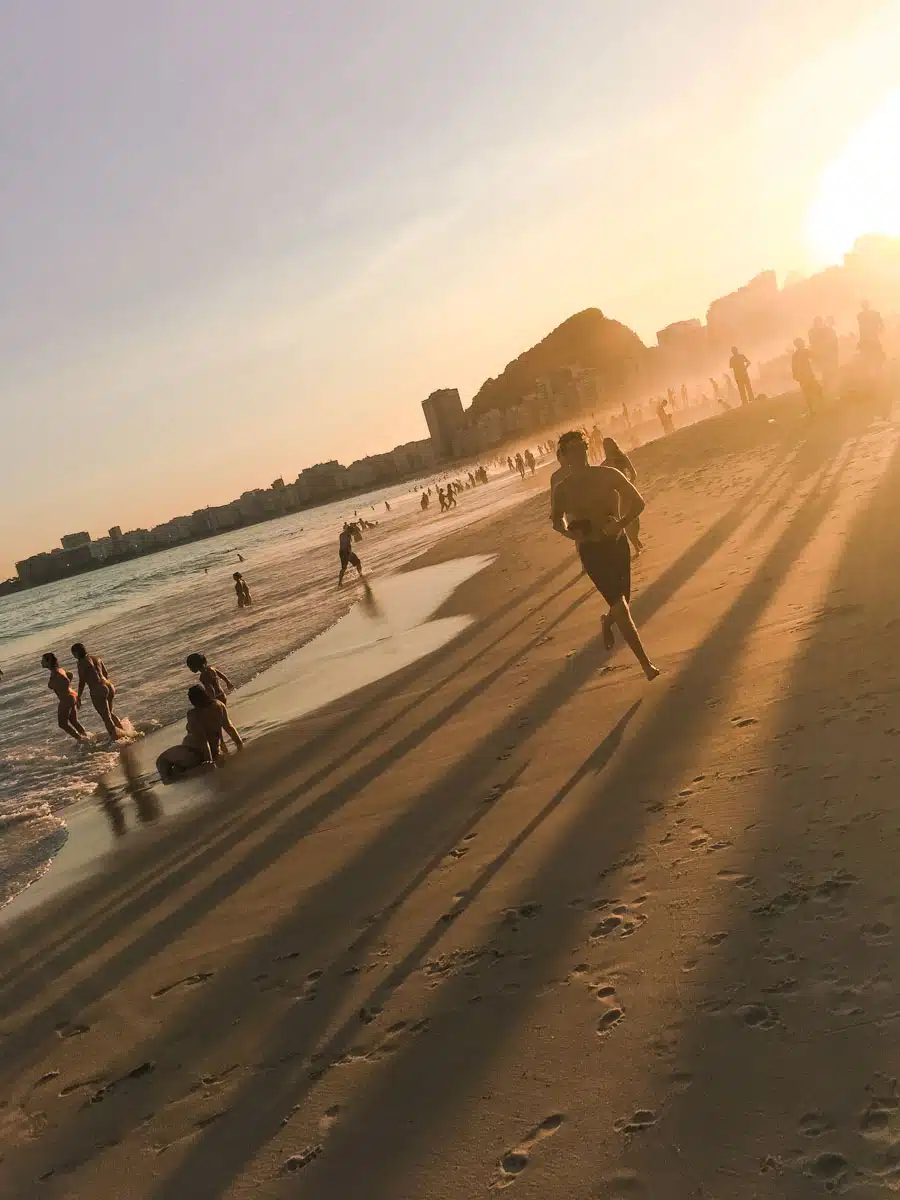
{"left": 40, "top": 635, "right": 245, "bottom": 783}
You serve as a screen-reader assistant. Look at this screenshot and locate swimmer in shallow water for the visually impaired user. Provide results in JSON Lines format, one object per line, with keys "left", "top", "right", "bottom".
{"left": 551, "top": 430, "right": 659, "bottom": 680}
{"left": 41, "top": 652, "right": 89, "bottom": 741}
{"left": 233, "top": 572, "right": 252, "bottom": 607}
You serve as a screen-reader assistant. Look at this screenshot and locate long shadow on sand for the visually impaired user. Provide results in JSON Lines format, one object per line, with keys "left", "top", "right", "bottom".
{"left": 112, "top": 439, "right": 859, "bottom": 1195}
{"left": 0, "top": 435, "right": 798, "bottom": 1046}
{"left": 1, "top": 420, "right": 829, "bottom": 1192}
{"left": 186, "top": 442, "right": 856, "bottom": 1199}
{"left": 607, "top": 429, "right": 900, "bottom": 1196}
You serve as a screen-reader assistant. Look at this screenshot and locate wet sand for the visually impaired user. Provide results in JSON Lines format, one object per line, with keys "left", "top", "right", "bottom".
{"left": 3, "top": 394, "right": 900, "bottom": 1198}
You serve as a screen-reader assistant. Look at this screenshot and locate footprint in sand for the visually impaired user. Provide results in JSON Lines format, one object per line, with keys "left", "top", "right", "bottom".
{"left": 802, "top": 1152, "right": 849, "bottom": 1187}
{"left": 717, "top": 869, "right": 756, "bottom": 887}
{"left": 151, "top": 972, "right": 215, "bottom": 999}
{"left": 489, "top": 1114, "right": 564, "bottom": 1190}
{"left": 799, "top": 1111, "right": 835, "bottom": 1138}
{"left": 593, "top": 982, "right": 624, "bottom": 1033}
{"left": 283, "top": 1144, "right": 323, "bottom": 1173}
{"left": 614, "top": 1109, "right": 658, "bottom": 1134}
{"left": 54, "top": 1021, "right": 90, "bottom": 1039}
{"left": 590, "top": 903, "right": 647, "bottom": 942}
{"left": 731, "top": 717, "right": 758, "bottom": 728}
{"left": 862, "top": 922, "right": 892, "bottom": 943}
{"left": 737, "top": 1002, "right": 778, "bottom": 1030}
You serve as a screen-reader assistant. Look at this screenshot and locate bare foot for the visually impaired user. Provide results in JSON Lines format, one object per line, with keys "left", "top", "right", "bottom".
{"left": 602, "top": 615, "right": 615, "bottom": 651}
{"left": 644, "top": 664, "right": 661, "bottom": 681}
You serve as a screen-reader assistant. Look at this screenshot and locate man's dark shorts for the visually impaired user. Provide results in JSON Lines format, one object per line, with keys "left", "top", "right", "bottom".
{"left": 578, "top": 535, "right": 631, "bottom": 605}
{"left": 340, "top": 550, "right": 361, "bottom": 570}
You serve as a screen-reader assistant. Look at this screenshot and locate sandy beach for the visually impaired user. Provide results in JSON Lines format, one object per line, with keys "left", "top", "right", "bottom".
{"left": 3, "top": 393, "right": 900, "bottom": 1198}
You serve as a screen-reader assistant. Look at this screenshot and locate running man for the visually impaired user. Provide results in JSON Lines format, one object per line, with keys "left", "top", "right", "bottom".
{"left": 551, "top": 430, "right": 659, "bottom": 680}
{"left": 72, "top": 643, "right": 126, "bottom": 739}
{"left": 338, "top": 523, "right": 363, "bottom": 586}
{"left": 186, "top": 653, "right": 235, "bottom": 702}
{"left": 41, "top": 652, "right": 89, "bottom": 741}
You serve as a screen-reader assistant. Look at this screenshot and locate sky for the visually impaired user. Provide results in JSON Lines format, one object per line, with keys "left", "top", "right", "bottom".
{"left": 2, "top": 0, "right": 900, "bottom": 573}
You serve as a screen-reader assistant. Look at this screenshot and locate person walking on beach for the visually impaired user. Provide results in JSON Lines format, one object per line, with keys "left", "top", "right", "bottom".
{"left": 233, "top": 572, "right": 252, "bottom": 607}
{"left": 729, "top": 346, "right": 754, "bottom": 406}
{"left": 41, "top": 652, "right": 89, "bottom": 741}
{"left": 791, "top": 338, "right": 822, "bottom": 416}
{"left": 186, "top": 653, "right": 235, "bottom": 703}
{"left": 72, "top": 643, "right": 126, "bottom": 740}
{"left": 524, "top": 449, "right": 536, "bottom": 476}
{"left": 602, "top": 437, "right": 644, "bottom": 555}
{"left": 551, "top": 430, "right": 658, "bottom": 680}
{"left": 515, "top": 453, "right": 526, "bottom": 480}
{"left": 338, "top": 523, "right": 364, "bottom": 587}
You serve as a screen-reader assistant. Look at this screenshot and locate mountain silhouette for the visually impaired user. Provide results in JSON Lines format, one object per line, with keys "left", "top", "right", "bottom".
{"left": 468, "top": 308, "right": 649, "bottom": 416}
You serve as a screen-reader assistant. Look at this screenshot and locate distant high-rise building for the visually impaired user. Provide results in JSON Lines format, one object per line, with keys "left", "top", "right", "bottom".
{"left": 109, "top": 526, "right": 123, "bottom": 540}
{"left": 421, "top": 388, "right": 465, "bottom": 459}
{"left": 60, "top": 532, "right": 91, "bottom": 550}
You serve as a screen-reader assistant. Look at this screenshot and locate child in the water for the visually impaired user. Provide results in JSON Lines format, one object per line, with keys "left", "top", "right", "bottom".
{"left": 186, "top": 653, "right": 235, "bottom": 703}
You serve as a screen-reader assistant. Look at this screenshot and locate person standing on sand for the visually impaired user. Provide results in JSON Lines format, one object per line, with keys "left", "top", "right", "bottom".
{"left": 338, "top": 523, "right": 364, "bottom": 587}
{"left": 72, "top": 643, "right": 126, "bottom": 740}
{"left": 551, "top": 430, "right": 659, "bottom": 681}
{"left": 729, "top": 346, "right": 754, "bottom": 406}
{"left": 792, "top": 338, "right": 822, "bottom": 416}
{"left": 515, "top": 453, "right": 526, "bottom": 480}
{"left": 857, "top": 299, "right": 885, "bottom": 365}
{"left": 233, "top": 572, "right": 252, "bottom": 607}
{"left": 602, "top": 437, "right": 644, "bottom": 555}
{"left": 41, "top": 652, "right": 89, "bottom": 741}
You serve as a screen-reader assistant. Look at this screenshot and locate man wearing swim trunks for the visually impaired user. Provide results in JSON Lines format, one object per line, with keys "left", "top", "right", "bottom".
{"left": 551, "top": 430, "right": 659, "bottom": 681}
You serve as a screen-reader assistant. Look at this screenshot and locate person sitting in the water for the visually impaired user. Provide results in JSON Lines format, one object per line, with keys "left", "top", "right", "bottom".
{"left": 186, "top": 653, "right": 235, "bottom": 703}
{"left": 41, "top": 652, "right": 89, "bottom": 741}
{"left": 156, "top": 685, "right": 243, "bottom": 783}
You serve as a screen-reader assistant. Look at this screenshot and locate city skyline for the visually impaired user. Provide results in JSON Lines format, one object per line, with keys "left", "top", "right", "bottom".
{"left": 3, "top": 1, "right": 900, "bottom": 574}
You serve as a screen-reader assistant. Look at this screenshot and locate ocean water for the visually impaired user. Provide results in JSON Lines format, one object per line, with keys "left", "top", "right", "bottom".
{"left": 0, "top": 465, "right": 538, "bottom": 905}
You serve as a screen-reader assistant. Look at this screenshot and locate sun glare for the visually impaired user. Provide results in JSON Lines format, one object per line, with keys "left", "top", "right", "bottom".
{"left": 807, "top": 88, "right": 900, "bottom": 265}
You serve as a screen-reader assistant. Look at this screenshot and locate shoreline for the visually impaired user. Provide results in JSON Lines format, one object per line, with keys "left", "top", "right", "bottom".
{"left": 4, "top": 391, "right": 898, "bottom": 1197}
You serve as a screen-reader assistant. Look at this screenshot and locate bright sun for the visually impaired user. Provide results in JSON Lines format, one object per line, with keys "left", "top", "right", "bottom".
{"left": 807, "top": 87, "right": 900, "bottom": 264}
